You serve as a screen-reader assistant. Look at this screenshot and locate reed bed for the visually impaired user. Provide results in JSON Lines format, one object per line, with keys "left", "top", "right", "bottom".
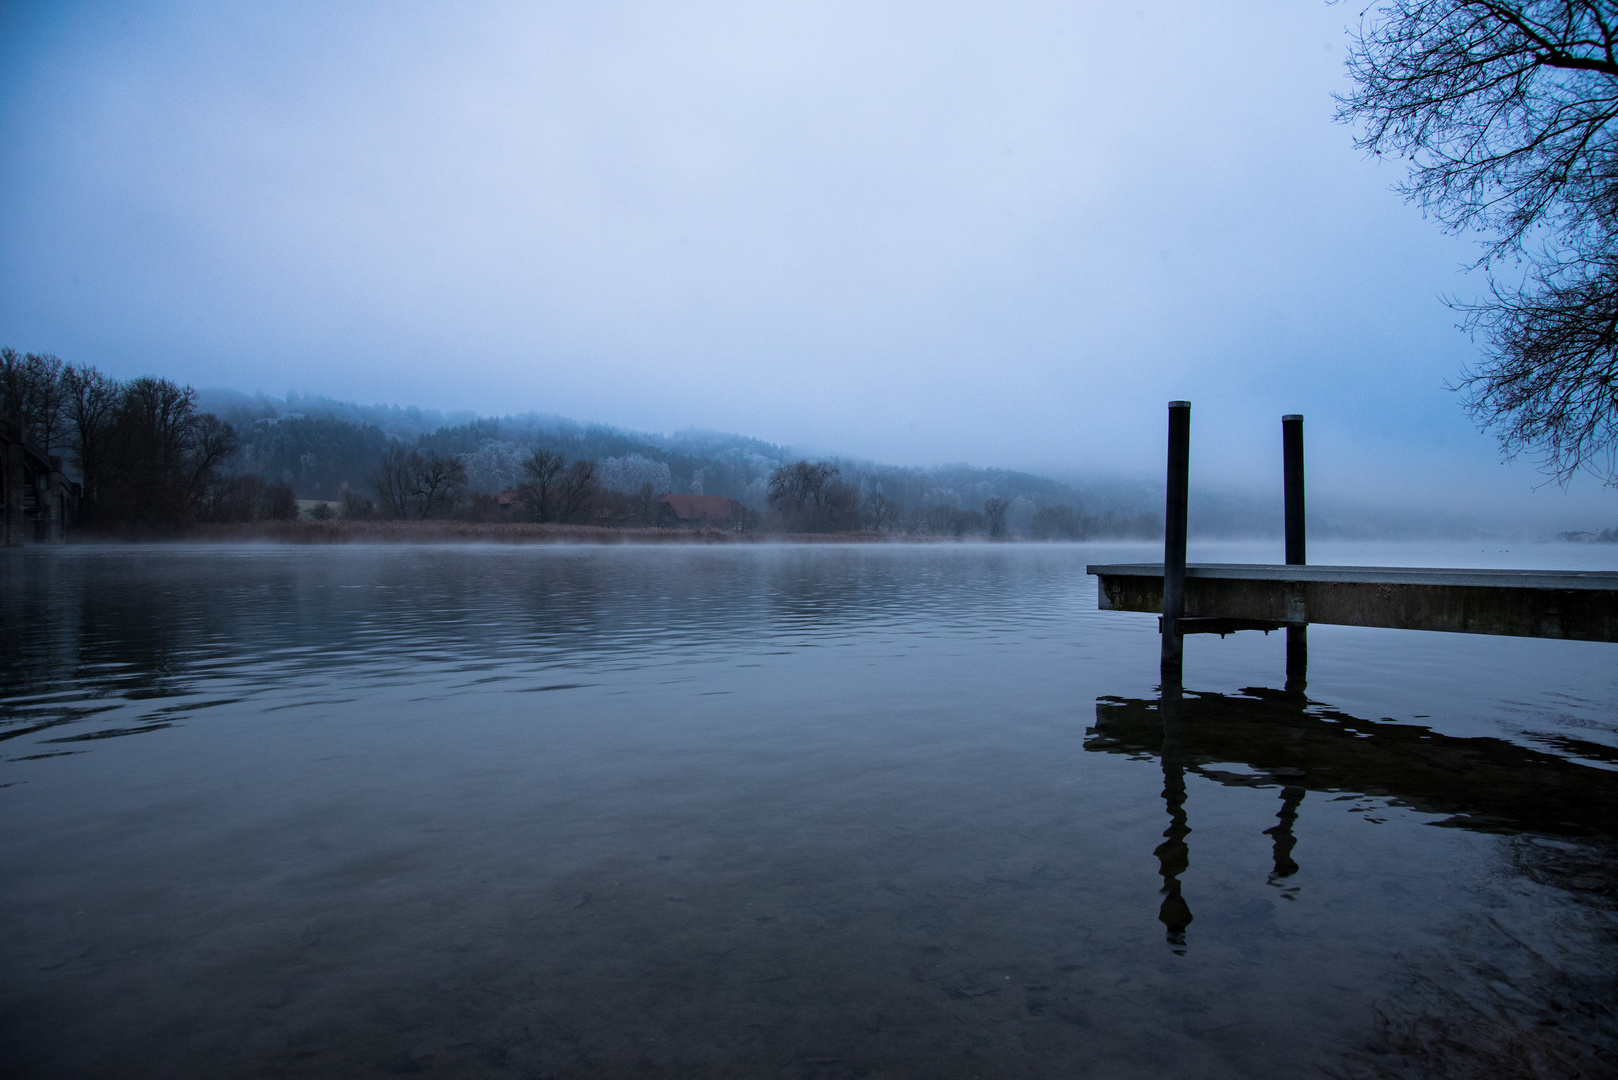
{"left": 185, "top": 520, "right": 909, "bottom": 544}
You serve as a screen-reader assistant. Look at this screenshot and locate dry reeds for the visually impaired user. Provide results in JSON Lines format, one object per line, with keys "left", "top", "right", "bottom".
{"left": 184, "top": 520, "right": 908, "bottom": 545}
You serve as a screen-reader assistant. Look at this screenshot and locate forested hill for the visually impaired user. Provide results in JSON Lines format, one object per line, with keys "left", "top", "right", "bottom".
{"left": 0, "top": 346, "right": 1507, "bottom": 539}
{"left": 198, "top": 388, "right": 1171, "bottom": 537}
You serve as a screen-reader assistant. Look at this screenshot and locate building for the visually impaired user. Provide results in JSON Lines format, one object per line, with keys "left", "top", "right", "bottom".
{"left": 1, "top": 421, "right": 77, "bottom": 545}
{"left": 657, "top": 493, "right": 745, "bottom": 528}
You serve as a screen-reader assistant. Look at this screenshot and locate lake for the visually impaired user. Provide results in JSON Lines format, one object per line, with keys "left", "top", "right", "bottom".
{"left": 3, "top": 541, "right": 1616, "bottom": 1079}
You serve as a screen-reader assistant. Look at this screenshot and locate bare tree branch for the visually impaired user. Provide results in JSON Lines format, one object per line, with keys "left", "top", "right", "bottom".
{"left": 1342, "top": 1, "right": 1618, "bottom": 483}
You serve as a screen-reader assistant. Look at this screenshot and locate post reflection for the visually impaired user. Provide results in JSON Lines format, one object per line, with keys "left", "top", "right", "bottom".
{"left": 1284, "top": 625, "right": 1307, "bottom": 694}
{"left": 1264, "top": 786, "right": 1305, "bottom": 894}
{"left": 1154, "top": 682, "right": 1191, "bottom": 952}
{"left": 1092, "top": 678, "right": 1618, "bottom": 951}
{"left": 1155, "top": 758, "right": 1192, "bottom": 949}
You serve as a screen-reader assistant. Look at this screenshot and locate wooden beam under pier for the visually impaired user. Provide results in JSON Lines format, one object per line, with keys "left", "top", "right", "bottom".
{"left": 1088, "top": 563, "right": 1618, "bottom": 643}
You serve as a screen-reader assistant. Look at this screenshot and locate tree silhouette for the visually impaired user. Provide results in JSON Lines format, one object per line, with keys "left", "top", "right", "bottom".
{"left": 1341, "top": 1, "right": 1618, "bottom": 483}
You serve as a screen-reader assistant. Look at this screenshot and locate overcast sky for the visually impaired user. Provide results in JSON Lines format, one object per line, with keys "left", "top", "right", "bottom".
{"left": 2, "top": 1, "right": 1612, "bottom": 523}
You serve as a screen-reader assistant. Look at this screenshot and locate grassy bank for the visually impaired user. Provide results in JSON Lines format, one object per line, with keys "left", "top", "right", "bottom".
{"left": 182, "top": 520, "right": 911, "bottom": 544}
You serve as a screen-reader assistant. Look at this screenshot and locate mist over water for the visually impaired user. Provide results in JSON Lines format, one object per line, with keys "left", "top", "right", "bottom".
{"left": 3, "top": 543, "right": 1617, "bottom": 1078}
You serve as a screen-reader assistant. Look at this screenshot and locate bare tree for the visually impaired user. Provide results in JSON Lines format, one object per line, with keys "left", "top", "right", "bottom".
{"left": 119, "top": 377, "right": 198, "bottom": 473}
{"left": 107, "top": 377, "right": 203, "bottom": 525}
{"left": 984, "top": 497, "right": 1009, "bottom": 538}
{"left": 1340, "top": 1, "right": 1618, "bottom": 482}
{"left": 371, "top": 447, "right": 416, "bottom": 519}
{"left": 368, "top": 446, "right": 466, "bottom": 519}
{"left": 412, "top": 448, "right": 467, "bottom": 519}
{"left": 768, "top": 460, "right": 835, "bottom": 514}
{"left": 186, "top": 412, "right": 240, "bottom": 505}
{"left": 56, "top": 373, "right": 236, "bottom": 529}
{"left": 521, "top": 448, "right": 566, "bottom": 522}
{"left": 865, "top": 490, "right": 901, "bottom": 532}
{"left": 0, "top": 348, "right": 67, "bottom": 452}
{"left": 61, "top": 364, "right": 121, "bottom": 508}
{"left": 554, "top": 458, "right": 600, "bottom": 523}
{"left": 24, "top": 353, "right": 65, "bottom": 453}
{"left": 767, "top": 460, "right": 859, "bottom": 531}
{"left": 0, "top": 348, "right": 21, "bottom": 429}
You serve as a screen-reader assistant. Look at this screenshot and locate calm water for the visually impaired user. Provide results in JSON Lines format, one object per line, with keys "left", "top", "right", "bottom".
{"left": 3, "top": 542, "right": 1617, "bottom": 1079}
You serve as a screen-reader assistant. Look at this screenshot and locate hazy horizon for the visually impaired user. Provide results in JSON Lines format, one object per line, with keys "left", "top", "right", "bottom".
{"left": 186, "top": 385, "right": 1607, "bottom": 539}
{"left": 4, "top": 1, "right": 1616, "bottom": 527}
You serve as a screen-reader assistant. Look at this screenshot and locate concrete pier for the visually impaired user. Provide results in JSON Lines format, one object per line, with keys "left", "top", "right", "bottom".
{"left": 1088, "top": 563, "right": 1618, "bottom": 643}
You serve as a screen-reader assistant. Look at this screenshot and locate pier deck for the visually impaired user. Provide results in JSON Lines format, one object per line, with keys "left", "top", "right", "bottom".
{"left": 1087, "top": 563, "right": 1618, "bottom": 643}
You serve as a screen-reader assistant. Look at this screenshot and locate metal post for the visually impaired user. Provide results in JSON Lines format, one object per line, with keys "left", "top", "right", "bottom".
{"left": 1282, "top": 414, "right": 1306, "bottom": 689}
{"left": 1162, "top": 401, "right": 1190, "bottom": 675}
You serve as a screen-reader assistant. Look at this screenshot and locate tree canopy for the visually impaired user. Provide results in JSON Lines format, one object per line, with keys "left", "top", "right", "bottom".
{"left": 1340, "top": 0, "right": 1618, "bottom": 483}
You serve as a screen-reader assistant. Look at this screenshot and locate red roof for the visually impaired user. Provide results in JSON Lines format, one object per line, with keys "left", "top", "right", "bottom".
{"left": 658, "top": 494, "right": 743, "bottom": 521}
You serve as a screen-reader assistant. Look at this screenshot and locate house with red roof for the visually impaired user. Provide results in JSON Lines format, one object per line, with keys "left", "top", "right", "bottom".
{"left": 657, "top": 493, "right": 744, "bottom": 528}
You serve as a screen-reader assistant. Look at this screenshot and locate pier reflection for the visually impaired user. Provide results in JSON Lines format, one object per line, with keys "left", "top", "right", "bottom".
{"left": 1089, "top": 682, "right": 1618, "bottom": 949}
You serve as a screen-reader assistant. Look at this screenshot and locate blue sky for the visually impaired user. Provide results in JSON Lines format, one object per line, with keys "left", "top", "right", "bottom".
{"left": 2, "top": 1, "right": 1612, "bottom": 524}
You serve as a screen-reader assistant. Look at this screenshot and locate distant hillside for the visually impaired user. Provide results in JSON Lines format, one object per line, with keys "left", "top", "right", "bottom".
{"left": 196, "top": 388, "right": 1182, "bottom": 537}
{"left": 197, "top": 389, "right": 1526, "bottom": 540}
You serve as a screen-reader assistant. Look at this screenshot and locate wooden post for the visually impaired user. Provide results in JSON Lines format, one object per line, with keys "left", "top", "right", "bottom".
{"left": 1162, "top": 401, "right": 1190, "bottom": 676}
{"left": 1282, "top": 414, "right": 1307, "bottom": 689}
{"left": 1282, "top": 415, "right": 1305, "bottom": 565}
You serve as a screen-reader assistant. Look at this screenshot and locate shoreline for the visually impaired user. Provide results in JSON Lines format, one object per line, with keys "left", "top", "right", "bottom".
{"left": 61, "top": 520, "right": 950, "bottom": 545}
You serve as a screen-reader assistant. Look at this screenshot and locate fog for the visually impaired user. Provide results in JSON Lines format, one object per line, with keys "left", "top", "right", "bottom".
{"left": 1, "top": 1, "right": 1613, "bottom": 529}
